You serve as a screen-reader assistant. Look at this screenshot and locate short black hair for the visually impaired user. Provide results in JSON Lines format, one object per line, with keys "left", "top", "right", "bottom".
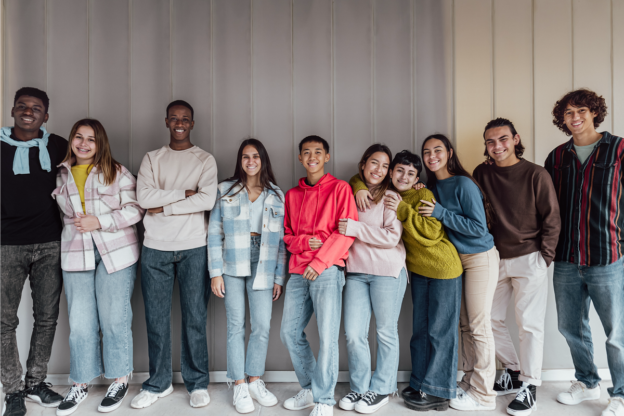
{"left": 299, "top": 135, "right": 329, "bottom": 153}
{"left": 482, "top": 117, "right": 525, "bottom": 160}
{"left": 166, "top": 100, "right": 194, "bottom": 120}
{"left": 14, "top": 87, "right": 50, "bottom": 113}
{"left": 390, "top": 150, "right": 422, "bottom": 173}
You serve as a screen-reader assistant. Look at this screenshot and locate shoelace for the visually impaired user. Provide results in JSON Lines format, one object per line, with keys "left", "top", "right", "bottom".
{"left": 252, "top": 379, "right": 269, "bottom": 398}
{"left": 311, "top": 403, "right": 330, "bottom": 415}
{"left": 294, "top": 389, "right": 311, "bottom": 404}
{"left": 30, "top": 381, "right": 55, "bottom": 392}
{"left": 514, "top": 386, "right": 535, "bottom": 408}
{"left": 105, "top": 382, "right": 125, "bottom": 398}
{"left": 64, "top": 385, "right": 87, "bottom": 402}
{"left": 496, "top": 371, "right": 513, "bottom": 390}
{"left": 6, "top": 390, "right": 27, "bottom": 403}
{"left": 361, "top": 391, "right": 378, "bottom": 405}
{"left": 606, "top": 398, "right": 624, "bottom": 413}
{"left": 345, "top": 391, "right": 361, "bottom": 402}
{"left": 568, "top": 381, "right": 586, "bottom": 396}
{"left": 420, "top": 390, "right": 427, "bottom": 399}
{"left": 233, "top": 384, "right": 250, "bottom": 405}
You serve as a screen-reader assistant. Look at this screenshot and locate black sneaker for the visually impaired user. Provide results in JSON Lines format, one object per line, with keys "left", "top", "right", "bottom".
{"left": 507, "top": 384, "right": 536, "bottom": 416}
{"left": 2, "top": 391, "right": 26, "bottom": 416}
{"left": 26, "top": 381, "right": 63, "bottom": 407}
{"left": 494, "top": 368, "right": 522, "bottom": 396}
{"left": 56, "top": 385, "right": 88, "bottom": 416}
{"left": 401, "top": 386, "right": 422, "bottom": 401}
{"left": 339, "top": 391, "right": 363, "bottom": 411}
{"left": 404, "top": 390, "right": 450, "bottom": 412}
{"left": 355, "top": 391, "right": 389, "bottom": 413}
{"left": 98, "top": 382, "right": 128, "bottom": 413}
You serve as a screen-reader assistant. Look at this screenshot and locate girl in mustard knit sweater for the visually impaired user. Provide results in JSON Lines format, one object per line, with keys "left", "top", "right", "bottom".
{"left": 350, "top": 150, "right": 463, "bottom": 412}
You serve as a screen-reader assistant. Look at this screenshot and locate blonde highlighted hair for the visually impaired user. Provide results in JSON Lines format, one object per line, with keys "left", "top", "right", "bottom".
{"left": 62, "top": 118, "right": 121, "bottom": 186}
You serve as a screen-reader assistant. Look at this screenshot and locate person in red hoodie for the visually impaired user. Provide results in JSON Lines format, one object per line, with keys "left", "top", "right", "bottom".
{"left": 280, "top": 135, "right": 358, "bottom": 416}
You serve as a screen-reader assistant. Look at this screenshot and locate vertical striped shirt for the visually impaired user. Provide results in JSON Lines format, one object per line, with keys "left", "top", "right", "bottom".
{"left": 544, "top": 131, "right": 624, "bottom": 266}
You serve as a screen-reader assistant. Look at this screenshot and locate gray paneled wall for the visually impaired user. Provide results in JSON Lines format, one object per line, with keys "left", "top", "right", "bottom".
{"left": 4, "top": 0, "right": 450, "bottom": 375}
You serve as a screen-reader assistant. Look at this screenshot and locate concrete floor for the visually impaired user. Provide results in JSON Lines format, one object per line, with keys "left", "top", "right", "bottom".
{"left": 10, "top": 381, "right": 614, "bottom": 416}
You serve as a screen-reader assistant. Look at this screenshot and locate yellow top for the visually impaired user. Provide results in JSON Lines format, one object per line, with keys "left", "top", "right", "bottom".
{"left": 349, "top": 174, "right": 463, "bottom": 279}
{"left": 71, "top": 164, "right": 94, "bottom": 213}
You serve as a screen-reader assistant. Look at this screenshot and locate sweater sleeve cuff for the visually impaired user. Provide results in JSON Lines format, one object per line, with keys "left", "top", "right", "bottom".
{"left": 344, "top": 218, "right": 360, "bottom": 237}
{"left": 163, "top": 203, "right": 174, "bottom": 216}
{"left": 309, "top": 258, "right": 328, "bottom": 276}
{"left": 431, "top": 202, "right": 445, "bottom": 219}
{"left": 396, "top": 201, "right": 410, "bottom": 222}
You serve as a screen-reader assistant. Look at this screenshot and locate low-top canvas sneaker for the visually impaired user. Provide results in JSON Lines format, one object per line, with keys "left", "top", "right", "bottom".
{"left": 130, "top": 384, "right": 174, "bottom": 409}
{"left": 233, "top": 383, "right": 254, "bottom": 414}
{"left": 339, "top": 391, "right": 362, "bottom": 411}
{"left": 97, "top": 381, "right": 128, "bottom": 413}
{"left": 556, "top": 381, "right": 601, "bottom": 405}
{"left": 189, "top": 389, "right": 210, "bottom": 408}
{"left": 507, "top": 384, "right": 536, "bottom": 416}
{"left": 284, "top": 389, "right": 314, "bottom": 411}
{"left": 310, "top": 403, "right": 333, "bottom": 416}
{"left": 404, "top": 390, "right": 449, "bottom": 412}
{"left": 3, "top": 390, "right": 27, "bottom": 416}
{"left": 56, "top": 385, "right": 88, "bottom": 416}
{"left": 354, "top": 391, "right": 389, "bottom": 414}
{"left": 248, "top": 379, "right": 278, "bottom": 406}
{"left": 602, "top": 397, "right": 624, "bottom": 416}
{"left": 449, "top": 390, "right": 495, "bottom": 411}
{"left": 494, "top": 368, "right": 522, "bottom": 396}
{"left": 26, "top": 381, "right": 63, "bottom": 407}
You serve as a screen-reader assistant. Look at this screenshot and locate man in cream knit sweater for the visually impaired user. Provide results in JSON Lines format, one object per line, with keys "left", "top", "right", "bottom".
{"left": 132, "top": 100, "right": 218, "bottom": 410}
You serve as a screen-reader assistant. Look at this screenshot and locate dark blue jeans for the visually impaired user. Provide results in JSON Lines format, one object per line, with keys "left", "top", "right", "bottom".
{"left": 554, "top": 257, "right": 624, "bottom": 399}
{"left": 141, "top": 246, "right": 210, "bottom": 393}
{"left": 409, "top": 272, "right": 462, "bottom": 399}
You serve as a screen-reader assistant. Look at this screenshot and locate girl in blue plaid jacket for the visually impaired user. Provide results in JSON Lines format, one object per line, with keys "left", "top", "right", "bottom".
{"left": 208, "top": 139, "right": 286, "bottom": 414}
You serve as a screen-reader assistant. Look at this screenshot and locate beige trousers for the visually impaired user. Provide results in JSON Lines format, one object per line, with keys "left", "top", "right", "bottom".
{"left": 457, "top": 246, "right": 499, "bottom": 405}
{"left": 491, "top": 251, "right": 548, "bottom": 386}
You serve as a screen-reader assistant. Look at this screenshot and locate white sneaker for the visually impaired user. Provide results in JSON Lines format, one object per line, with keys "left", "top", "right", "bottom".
{"left": 189, "top": 389, "right": 210, "bottom": 408}
{"left": 233, "top": 383, "right": 255, "bottom": 414}
{"left": 557, "top": 381, "right": 601, "bottom": 405}
{"left": 284, "top": 388, "right": 314, "bottom": 410}
{"left": 248, "top": 379, "right": 278, "bottom": 406}
{"left": 449, "top": 391, "right": 495, "bottom": 411}
{"left": 602, "top": 397, "right": 624, "bottom": 416}
{"left": 310, "top": 403, "right": 333, "bottom": 416}
{"left": 130, "top": 384, "right": 173, "bottom": 409}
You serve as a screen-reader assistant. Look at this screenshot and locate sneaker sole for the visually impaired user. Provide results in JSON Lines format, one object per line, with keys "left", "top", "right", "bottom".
{"left": 252, "top": 397, "right": 278, "bottom": 407}
{"left": 283, "top": 402, "right": 315, "bottom": 411}
{"left": 507, "top": 404, "right": 536, "bottom": 416}
{"left": 497, "top": 388, "right": 520, "bottom": 396}
{"left": 26, "top": 394, "right": 62, "bottom": 408}
{"left": 56, "top": 400, "right": 86, "bottom": 416}
{"left": 130, "top": 385, "right": 174, "bottom": 409}
{"left": 355, "top": 398, "right": 389, "bottom": 414}
{"left": 556, "top": 393, "right": 601, "bottom": 406}
{"left": 339, "top": 400, "right": 357, "bottom": 411}
{"left": 97, "top": 396, "right": 126, "bottom": 413}
{"left": 235, "top": 403, "right": 255, "bottom": 414}
{"left": 405, "top": 400, "right": 449, "bottom": 412}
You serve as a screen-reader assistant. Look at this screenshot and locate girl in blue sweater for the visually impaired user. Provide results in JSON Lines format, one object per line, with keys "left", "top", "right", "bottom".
{"left": 418, "top": 134, "right": 499, "bottom": 412}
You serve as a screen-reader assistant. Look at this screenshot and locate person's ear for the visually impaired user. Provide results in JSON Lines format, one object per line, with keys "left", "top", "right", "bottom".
{"left": 325, "top": 152, "right": 331, "bottom": 163}
{"left": 449, "top": 148, "right": 453, "bottom": 159}
{"left": 43, "top": 113, "right": 49, "bottom": 124}
{"left": 190, "top": 120, "right": 195, "bottom": 130}
{"left": 513, "top": 134, "right": 521, "bottom": 145}
{"left": 298, "top": 154, "right": 303, "bottom": 164}
{"left": 165, "top": 117, "right": 170, "bottom": 128}
{"left": 415, "top": 176, "right": 419, "bottom": 183}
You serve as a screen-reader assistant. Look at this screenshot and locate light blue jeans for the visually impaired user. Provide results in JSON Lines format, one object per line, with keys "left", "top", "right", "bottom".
{"left": 554, "top": 256, "right": 624, "bottom": 399}
{"left": 344, "top": 269, "right": 407, "bottom": 395}
{"left": 63, "top": 246, "right": 136, "bottom": 384}
{"left": 224, "top": 235, "right": 273, "bottom": 380}
{"left": 280, "top": 266, "right": 345, "bottom": 406}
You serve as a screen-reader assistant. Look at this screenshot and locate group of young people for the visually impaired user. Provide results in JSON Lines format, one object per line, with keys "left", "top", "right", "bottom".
{"left": 1, "top": 86, "right": 622, "bottom": 416}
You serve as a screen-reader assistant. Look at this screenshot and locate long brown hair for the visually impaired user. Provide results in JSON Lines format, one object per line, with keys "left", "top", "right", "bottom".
{"left": 220, "top": 138, "right": 283, "bottom": 202}
{"left": 63, "top": 119, "right": 121, "bottom": 186}
{"left": 421, "top": 134, "right": 496, "bottom": 228}
{"left": 357, "top": 144, "right": 393, "bottom": 205}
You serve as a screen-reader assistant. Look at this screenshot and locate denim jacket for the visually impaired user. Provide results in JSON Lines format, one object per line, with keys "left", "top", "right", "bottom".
{"left": 208, "top": 181, "right": 286, "bottom": 289}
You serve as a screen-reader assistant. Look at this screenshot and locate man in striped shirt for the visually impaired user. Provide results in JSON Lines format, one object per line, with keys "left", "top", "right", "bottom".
{"left": 544, "top": 89, "right": 624, "bottom": 416}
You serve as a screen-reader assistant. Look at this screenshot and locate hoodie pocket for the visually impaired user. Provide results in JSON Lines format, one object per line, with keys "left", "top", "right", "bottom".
{"left": 222, "top": 196, "right": 241, "bottom": 219}
{"left": 268, "top": 206, "right": 284, "bottom": 232}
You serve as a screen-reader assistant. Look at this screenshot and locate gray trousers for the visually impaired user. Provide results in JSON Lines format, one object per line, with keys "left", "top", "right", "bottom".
{"left": 1, "top": 242, "right": 62, "bottom": 394}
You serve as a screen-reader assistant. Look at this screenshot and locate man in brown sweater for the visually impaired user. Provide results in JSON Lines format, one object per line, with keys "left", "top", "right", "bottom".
{"left": 473, "top": 118, "right": 560, "bottom": 416}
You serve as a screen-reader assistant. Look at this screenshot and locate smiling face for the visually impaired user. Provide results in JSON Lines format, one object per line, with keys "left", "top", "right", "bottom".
{"left": 484, "top": 126, "right": 520, "bottom": 167}
{"left": 422, "top": 138, "right": 451, "bottom": 175}
{"left": 165, "top": 105, "right": 194, "bottom": 143}
{"left": 71, "top": 125, "right": 97, "bottom": 165}
{"left": 11, "top": 95, "right": 49, "bottom": 135}
{"left": 362, "top": 151, "right": 390, "bottom": 187}
{"left": 298, "top": 141, "right": 330, "bottom": 175}
{"left": 390, "top": 163, "right": 419, "bottom": 192}
{"left": 564, "top": 104, "right": 597, "bottom": 137}
{"left": 241, "top": 145, "right": 261, "bottom": 177}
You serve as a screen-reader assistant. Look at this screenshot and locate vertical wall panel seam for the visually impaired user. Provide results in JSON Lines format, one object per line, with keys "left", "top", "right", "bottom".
{"left": 571, "top": 0, "right": 574, "bottom": 89}
{"left": 45, "top": 0, "right": 48, "bottom": 124}
{"left": 87, "top": 0, "right": 90, "bottom": 117}
{"left": 250, "top": 0, "right": 254, "bottom": 137}
{"left": 210, "top": 0, "right": 215, "bottom": 155}
{"left": 170, "top": 0, "right": 173, "bottom": 100}
{"left": 371, "top": 0, "right": 375, "bottom": 144}
{"left": 532, "top": 0, "right": 536, "bottom": 161}
{"left": 411, "top": 0, "right": 415, "bottom": 152}
{"left": 331, "top": 0, "right": 335, "bottom": 173}
{"left": 291, "top": 0, "right": 295, "bottom": 187}
{"left": 129, "top": 0, "right": 133, "bottom": 172}
{"left": 611, "top": 0, "right": 614, "bottom": 132}
{"left": 1, "top": 0, "right": 4, "bottom": 125}
{"left": 452, "top": 0, "right": 456, "bottom": 145}
{"left": 491, "top": 0, "right": 495, "bottom": 119}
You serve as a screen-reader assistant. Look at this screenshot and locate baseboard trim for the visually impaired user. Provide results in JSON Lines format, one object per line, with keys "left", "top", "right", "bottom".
{"left": 40, "top": 369, "right": 612, "bottom": 386}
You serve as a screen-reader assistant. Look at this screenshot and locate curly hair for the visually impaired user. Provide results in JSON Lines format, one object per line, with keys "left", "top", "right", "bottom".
{"left": 552, "top": 89, "right": 608, "bottom": 135}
